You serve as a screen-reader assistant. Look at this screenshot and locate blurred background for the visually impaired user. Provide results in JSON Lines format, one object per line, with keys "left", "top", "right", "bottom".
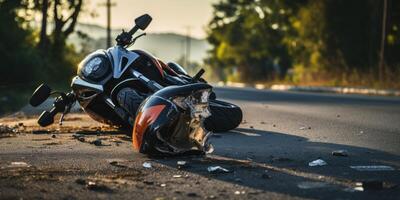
{"left": 0, "top": 0, "right": 399, "bottom": 114}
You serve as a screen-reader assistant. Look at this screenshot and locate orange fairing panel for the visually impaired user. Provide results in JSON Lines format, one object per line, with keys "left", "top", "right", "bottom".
{"left": 132, "top": 105, "right": 166, "bottom": 151}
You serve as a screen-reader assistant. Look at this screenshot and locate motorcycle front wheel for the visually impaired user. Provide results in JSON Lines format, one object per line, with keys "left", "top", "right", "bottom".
{"left": 203, "top": 100, "right": 242, "bottom": 132}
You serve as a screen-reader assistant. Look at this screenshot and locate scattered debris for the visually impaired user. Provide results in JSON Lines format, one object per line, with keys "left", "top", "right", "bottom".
{"left": 234, "top": 190, "right": 245, "bottom": 195}
{"left": 332, "top": 150, "right": 348, "bottom": 157}
{"left": 272, "top": 124, "right": 276, "bottom": 127}
{"left": 350, "top": 165, "right": 395, "bottom": 171}
{"left": 308, "top": 159, "right": 327, "bottom": 167}
{"left": 108, "top": 160, "right": 128, "bottom": 168}
{"left": 143, "top": 180, "right": 154, "bottom": 185}
{"left": 143, "top": 162, "right": 152, "bottom": 169}
{"left": 177, "top": 161, "right": 188, "bottom": 169}
{"left": 160, "top": 183, "right": 166, "bottom": 187}
{"left": 260, "top": 121, "right": 266, "bottom": 124}
{"left": 72, "top": 133, "right": 85, "bottom": 142}
{"left": 297, "top": 181, "right": 329, "bottom": 189}
{"left": 0, "top": 124, "right": 11, "bottom": 132}
{"left": 299, "top": 126, "right": 312, "bottom": 130}
{"left": 0, "top": 124, "right": 19, "bottom": 135}
{"left": 173, "top": 174, "right": 183, "bottom": 178}
{"left": 86, "top": 181, "right": 112, "bottom": 192}
{"left": 51, "top": 134, "right": 56, "bottom": 138}
{"left": 250, "top": 126, "right": 254, "bottom": 129}
{"left": 359, "top": 130, "right": 364, "bottom": 134}
{"left": 91, "top": 139, "right": 102, "bottom": 146}
{"left": 207, "top": 166, "right": 231, "bottom": 173}
{"left": 336, "top": 114, "right": 341, "bottom": 118}
{"left": 10, "top": 161, "right": 30, "bottom": 167}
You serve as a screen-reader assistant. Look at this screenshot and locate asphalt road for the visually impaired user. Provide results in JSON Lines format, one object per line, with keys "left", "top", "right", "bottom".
{"left": 0, "top": 87, "right": 399, "bottom": 199}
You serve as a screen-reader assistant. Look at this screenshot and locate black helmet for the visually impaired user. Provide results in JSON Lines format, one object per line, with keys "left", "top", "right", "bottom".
{"left": 132, "top": 83, "right": 214, "bottom": 155}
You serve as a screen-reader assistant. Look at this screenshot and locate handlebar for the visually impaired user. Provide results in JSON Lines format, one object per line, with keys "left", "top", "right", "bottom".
{"left": 115, "top": 25, "right": 141, "bottom": 47}
{"left": 116, "top": 14, "right": 152, "bottom": 47}
{"left": 192, "top": 69, "right": 205, "bottom": 82}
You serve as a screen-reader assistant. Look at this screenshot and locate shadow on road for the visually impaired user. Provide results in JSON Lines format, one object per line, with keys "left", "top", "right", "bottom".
{"left": 153, "top": 127, "right": 400, "bottom": 199}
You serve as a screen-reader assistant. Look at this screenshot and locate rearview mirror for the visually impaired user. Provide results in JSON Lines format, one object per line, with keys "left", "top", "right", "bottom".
{"left": 135, "top": 14, "right": 152, "bottom": 30}
{"left": 29, "top": 83, "right": 51, "bottom": 107}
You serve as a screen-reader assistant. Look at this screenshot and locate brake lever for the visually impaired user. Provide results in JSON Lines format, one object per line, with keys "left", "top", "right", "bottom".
{"left": 127, "top": 33, "right": 146, "bottom": 48}
{"left": 58, "top": 92, "right": 76, "bottom": 125}
{"left": 59, "top": 102, "right": 74, "bottom": 125}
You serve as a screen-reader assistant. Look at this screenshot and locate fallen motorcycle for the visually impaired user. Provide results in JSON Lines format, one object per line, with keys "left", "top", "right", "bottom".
{"left": 29, "top": 14, "right": 242, "bottom": 155}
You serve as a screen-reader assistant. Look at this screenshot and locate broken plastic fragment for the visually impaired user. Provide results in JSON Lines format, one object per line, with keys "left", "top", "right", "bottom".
{"left": 177, "top": 161, "right": 187, "bottom": 169}
{"left": 86, "top": 181, "right": 112, "bottom": 192}
{"left": 350, "top": 165, "right": 395, "bottom": 171}
{"left": 143, "top": 162, "right": 152, "bottom": 168}
{"left": 308, "top": 159, "right": 327, "bottom": 167}
{"left": 173, "top": 175, "right": 182, "bottom": 178}
{"left": 234, "top": 190, "right": 245, "bottom": 195}
{"left": 207, "top": 166, "right": 231, "bottom": 173}
{"left": 332, "top": 150, "right": 348, "bottom": 157}
{"left": 92, "top": 139, "right": 102, "bottom": 146}
{"left": 11, "top": 161, "right": 30, "bottom": 167}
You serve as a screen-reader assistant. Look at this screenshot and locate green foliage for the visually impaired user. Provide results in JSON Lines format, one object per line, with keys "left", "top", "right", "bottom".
{"left": 0, "top": 0, "right": 41, "bottom": 85}
{"left": 207, "top": 0, "right": 400, "bottom": 87}
{"left": 0, "top": 0, "right": 82, "bottom": 87}
{"left": 207, "top": 0, "right": 302, "bottom": 82}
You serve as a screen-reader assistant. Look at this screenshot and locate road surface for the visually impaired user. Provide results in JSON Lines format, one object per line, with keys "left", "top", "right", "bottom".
{"left": 0, "top": 87, "right": 399, "bottom": 199}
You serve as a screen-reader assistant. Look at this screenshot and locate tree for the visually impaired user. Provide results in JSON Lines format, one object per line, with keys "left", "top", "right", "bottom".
{"left": 52, "top": 0, "right": 83, "bottom": 52}
{"left": 206, "top": 0, "right": 303, "bottom": 82}
{"left": 207, "top": 0, "right": 400, "bottom": 87}
{"left": 0, "top": 0, "right": 41, "bottom": 85}
{"left": 37, "top": 0, "right": 50, "bottom": 52}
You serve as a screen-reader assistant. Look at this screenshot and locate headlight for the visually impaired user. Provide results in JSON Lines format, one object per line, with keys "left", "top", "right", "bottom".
{"left": 83, "top": 57, "right": 102, "bottom": 76}
{"left": 78, "top": 54, "right": 110, "bottom": 81}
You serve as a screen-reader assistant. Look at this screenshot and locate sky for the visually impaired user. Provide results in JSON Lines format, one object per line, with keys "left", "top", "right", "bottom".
{"left": 80, "top": 0, "right": 218, "bottom": 39}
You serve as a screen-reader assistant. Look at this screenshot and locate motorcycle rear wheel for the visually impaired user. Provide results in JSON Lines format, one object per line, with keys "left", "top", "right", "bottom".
{"left": 204, "top": 100, "right": 242, "bottom": 132}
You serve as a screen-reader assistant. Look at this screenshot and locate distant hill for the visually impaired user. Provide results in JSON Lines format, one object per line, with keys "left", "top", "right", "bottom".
{"left": 68, "top": 23, "right": 209, "bottom": 63}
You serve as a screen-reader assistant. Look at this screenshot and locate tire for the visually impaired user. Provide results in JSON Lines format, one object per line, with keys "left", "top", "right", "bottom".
{"left": 204, "top": 100, "right": 242, "bottom": 132}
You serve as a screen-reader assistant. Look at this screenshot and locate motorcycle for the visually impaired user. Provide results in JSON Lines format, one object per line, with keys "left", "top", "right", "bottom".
{"left": 29, "top": 14, "right": 242, "bottom": 155}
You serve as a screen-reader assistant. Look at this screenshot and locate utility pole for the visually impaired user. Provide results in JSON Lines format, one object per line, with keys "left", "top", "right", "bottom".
{"left": 100, "top": 0, "right": 116, "bottom": 48}
{"left": 379, "top": 0, "right": 388, "bottom": 83}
